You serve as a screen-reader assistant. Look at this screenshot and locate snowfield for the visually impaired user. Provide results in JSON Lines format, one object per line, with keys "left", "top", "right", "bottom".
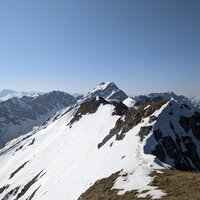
{"left": 0, "top": 101, "right": 169, "bottom": 200}
{"left": 0, "top": 96, "right": 199, "bottom": 200}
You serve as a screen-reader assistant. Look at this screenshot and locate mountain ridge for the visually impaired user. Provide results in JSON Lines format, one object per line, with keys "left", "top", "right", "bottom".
{"left": 0, "top": 92, "right": 200, "bottom": 199}
{"left": 0, "top": 82, "right": 200, "bottom": 199}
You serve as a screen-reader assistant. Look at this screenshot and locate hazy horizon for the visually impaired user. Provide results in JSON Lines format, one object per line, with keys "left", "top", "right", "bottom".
{"left": 0, "top": 82, "right": 199, "bottom": 98}
{"left": 0, "top": 0, "right": 199, "bottom": 96}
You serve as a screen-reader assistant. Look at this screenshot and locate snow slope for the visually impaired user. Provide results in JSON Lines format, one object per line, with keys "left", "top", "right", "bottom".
{"left": 0, "top": 99, "right": 166, "bottom": 200}
{"left": 123, "top": 97, "right": 135, "bottom": 108}
{"left": 0, "top": 97, "right": 200, "bottom": 200}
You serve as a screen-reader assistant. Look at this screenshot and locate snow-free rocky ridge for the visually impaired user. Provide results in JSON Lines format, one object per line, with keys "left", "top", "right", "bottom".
{"left": 0, "top": 82, "right": 200, "bottom": 200}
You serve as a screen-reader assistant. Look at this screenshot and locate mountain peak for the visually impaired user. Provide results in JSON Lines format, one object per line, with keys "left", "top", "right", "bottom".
{"left": 92, "top": 81, "right": 117, "bottom": 91}
{"left": 82, "top": 81, "right": 127, "bottom": 102}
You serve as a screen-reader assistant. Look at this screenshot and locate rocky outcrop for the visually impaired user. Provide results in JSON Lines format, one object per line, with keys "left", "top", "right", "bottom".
{"left": 69, "top": 97, "right": 128, "bottom": 128}
{"left": 98, "top": 100, "right": 167, "bottom": 148}
{"left": 145, "top": 100, "right": 200, "bottom": 172}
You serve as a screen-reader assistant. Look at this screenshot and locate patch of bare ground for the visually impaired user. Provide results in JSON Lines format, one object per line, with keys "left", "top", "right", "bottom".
{"left": 151, "top": 169, "right": 200, "bottom": 200}
{"left": 78, "top": 169, "right": 200, "bottom": 200}
{"left": 78, "top": 172, "right": 150, "bottom": 200}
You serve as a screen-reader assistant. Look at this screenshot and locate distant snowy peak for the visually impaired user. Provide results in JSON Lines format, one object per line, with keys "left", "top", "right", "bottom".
{"left": 0, "top": 89, "right": 44, "bottom": 102}
{"left": 189, "top": 96, "right": 200, "bottom": 106}
{"left": 82, "top": 82, "right": 128, "bottom": 102}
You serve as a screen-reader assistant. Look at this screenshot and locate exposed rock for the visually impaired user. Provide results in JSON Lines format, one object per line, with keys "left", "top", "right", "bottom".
{"left": 111, "top": 101, "right": 128, "bottom": 116}
{"left": 153, "top": 129, "right": 163, "bottom": 141}
{"left": 14, "top": 171, "right": 44, "bottom": 200}
{"left": 15, "top": 145, "right": 23, "bottom": 152}
{"left": 69, "top": 97, "right": 128, "bottom": 128}
{"left": 152, "top": 144, "right": 166, "bottom": 162}
{"left": 2, "top": 186, "right": 20, "bottom": 200}
{"left": 68, "top": 97, "right": 109, "bottom": 127}
{"left": 9, "top": 161, "right": 29, "bottom": 179}
{"left": 98, "top": 101, "right": 167, "bottom": 149}
{"left": 138, "top": 126, "right": 153, "bottom": 141}
{"left": 149, "top": 115, "right": 157, "bottom": 123}
{"left": 0, "top": 185, "right": 9, "bottom": 195}
{"left": 179, "top": 113, "right": 200, "bottom": 141}
{"left": 28, "top": 139, "right": 35, "bottom": 146}
{"left": 143, "top": 100, "right": 200, "bottom": 172}
{"left": 26, "top": 186, "right": 41, "bottom": 200}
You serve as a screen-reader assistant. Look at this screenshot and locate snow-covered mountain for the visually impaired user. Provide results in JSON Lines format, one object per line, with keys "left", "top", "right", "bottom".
{"left": 0, "top": 91, "right": 200, "bottom": 200}
{"left": 81, "top": 82, "right": 128, "bottom": 102}
{"left": 0, "top": 89, "right": 43, "bottom": 102}
{"left": 189, "top": 96, "right": 200, "bottom": 107}
{"left": 133, "top": 91, "right": 200, "bottom": 112}
{"left": 0, "top": 91, "right": 77, "bottom": 148}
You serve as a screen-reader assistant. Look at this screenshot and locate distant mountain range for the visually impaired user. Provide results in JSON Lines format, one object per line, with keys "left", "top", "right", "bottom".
{"left": 0, "top": 82, "right": 200, "bottom": 200}
{"left": 0, "top": 89, "right": 44, "bottom": 102}
{"left": 0, "top": 91, "right": 77, "bottom": 148}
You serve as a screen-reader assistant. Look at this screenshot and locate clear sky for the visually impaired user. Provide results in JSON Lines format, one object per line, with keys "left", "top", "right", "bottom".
{"left": 0, "top": 0, "right": 199, "bottom": 96}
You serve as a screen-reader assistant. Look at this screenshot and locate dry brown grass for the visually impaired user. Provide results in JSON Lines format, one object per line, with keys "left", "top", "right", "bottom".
{"left": 151, "top": 169, "right": 200, "bottom": 200}
{"left": 78, "top": 169, "right": 200, "bottom": 200}
{"left": 78, "top": 172, "right": 146, "bottom": 200}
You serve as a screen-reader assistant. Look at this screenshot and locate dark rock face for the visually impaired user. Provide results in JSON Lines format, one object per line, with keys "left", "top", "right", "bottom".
{"left": 149, "top": 115, "right": 157, "bottom": 123}
{"left": 138, "top": 126, "right": 153, "bottom": 141}
{"left": 179, "top": 112, "right": 200, "bottom": 141}
{"left": 68, "top": 97, "right": 109, "bottom": 127}
{"left": 145, "top": 101, "right": 200, "bottom": 172}
{"left": 133, "top": 95, "right": 164, "bottom": 107}
{"left": 110, "top": 100, "right": 128, "bottom": 116}
{"left": 151, "top": 131, "right": 200, "bottom": 171}
{"left": 0, "top": 91, "right": 77, "bottom": 148}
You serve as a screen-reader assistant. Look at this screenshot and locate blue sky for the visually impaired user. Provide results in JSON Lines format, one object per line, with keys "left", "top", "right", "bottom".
{"left": 0, "top": 0, "right": 199, "bottom": 96}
